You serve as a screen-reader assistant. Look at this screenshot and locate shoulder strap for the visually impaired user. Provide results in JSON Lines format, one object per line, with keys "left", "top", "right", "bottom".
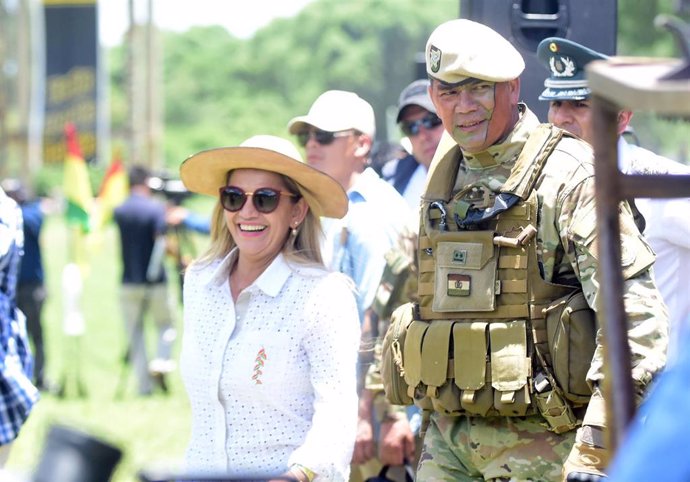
{"left": 501, "top": 123, "right": 565, "bottom": 199}
{"left": 424, "top": 130, "right": 463, "bottom": 201}
{"left": 424, "top": 124, "right": 566, "bottom": 203}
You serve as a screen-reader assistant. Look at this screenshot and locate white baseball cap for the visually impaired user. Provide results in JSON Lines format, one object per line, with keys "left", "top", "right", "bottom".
{"left": 288, "top": 90, "right": 376, "bottom": 138}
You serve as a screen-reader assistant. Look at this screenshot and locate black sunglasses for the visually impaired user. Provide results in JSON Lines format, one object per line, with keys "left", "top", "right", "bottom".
{"left": 296, "top": 129, "right": 353, "bottom": 147}
{"left": 218, "top": 186, "right": 298, "bottom": 213}
{"left": 400, "top": 114, "right": 442, "bottom": 137}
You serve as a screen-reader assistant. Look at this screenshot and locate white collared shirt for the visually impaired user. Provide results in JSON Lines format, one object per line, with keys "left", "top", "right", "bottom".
{"left": 619, "top": 138, "right": 690, "bottom": 363}
{"left": 181, "top": 250, "right": 360, "bottom": 481}
{"left": 321, "top": 167, "right": 409, "bottom": 323}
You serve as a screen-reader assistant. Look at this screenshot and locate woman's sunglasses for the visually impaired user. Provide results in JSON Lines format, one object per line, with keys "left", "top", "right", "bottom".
{"left": 296, "top": 129, "right": 353, "bottom": 147}
{"left": 400, "top": 114, "right": 442, "bottom": 137}
{"left": 218, "top": 186, "right": 298, "bottom": 214}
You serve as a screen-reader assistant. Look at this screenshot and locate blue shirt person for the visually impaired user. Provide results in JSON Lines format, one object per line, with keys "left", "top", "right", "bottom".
{"left": 607, "top": 313, "right": 690, "bottom": 481}
{"left": 0, "top": 187, "right": 39, "bottom": 466}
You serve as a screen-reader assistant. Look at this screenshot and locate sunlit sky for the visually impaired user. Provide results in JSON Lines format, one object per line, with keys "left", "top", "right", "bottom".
{"left": 98, "top": 0, "right": 315, "bottom": 46}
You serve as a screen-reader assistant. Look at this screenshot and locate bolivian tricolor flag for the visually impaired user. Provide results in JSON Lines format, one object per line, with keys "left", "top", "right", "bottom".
{"left": 63, "top": 123, "right": 94, "bottom": 232}
{"left": 95, "top": 150, "right": 129, "bottom": 228}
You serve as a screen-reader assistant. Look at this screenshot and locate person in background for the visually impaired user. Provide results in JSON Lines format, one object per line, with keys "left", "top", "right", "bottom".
{"left": 368, "top": 141, "right": 407, "bottom": 177}
{"left": 1, "top": 180, "right": 50, "bottom": 391}
{"left": 537, "top": 36, "right": 690, "bottom": 363}
{"left": 178, "top": 135, "right": 360, "bottom": 481}
{"left": 0, "top": 185, "right": 39, "bottom": 467}
{"left": 381, "top": 79, "right": 444, "bottom": 212}
{"left": 288, "top": 90, "right": 409, "bottom": 482}
{"left": 166, "top": 205, "right": 210, "bottom": 235}
{"left": 113, "top": 165, "right": 177, "bottom": 396}
{"left": 379, "top": 19, "right": 667, "bottom": 481}
{"left": 363, "top": 79, "right": 445, "bottom": 478}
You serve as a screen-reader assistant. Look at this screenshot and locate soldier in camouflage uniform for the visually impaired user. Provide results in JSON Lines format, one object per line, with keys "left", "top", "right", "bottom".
{"left": 380, "top": 19, "right": 669, "bottom": 481}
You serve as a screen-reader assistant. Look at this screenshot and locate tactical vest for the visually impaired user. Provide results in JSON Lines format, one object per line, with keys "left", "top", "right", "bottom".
{"left": 387, "top": 124, "right": 596, "bottom": 434}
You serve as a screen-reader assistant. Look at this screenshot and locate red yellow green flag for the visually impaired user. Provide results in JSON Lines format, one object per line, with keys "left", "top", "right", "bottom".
{"left": 63, "top": 123, "right": 94, "bottom": 232}
{"left": 96, "top": 150, "right": 129, "bottom": 227}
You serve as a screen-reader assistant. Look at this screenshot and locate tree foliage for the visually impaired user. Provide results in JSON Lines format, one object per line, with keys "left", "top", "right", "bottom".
{"left": 107, "top": 0, "right": 689, "bottom": 170}
{"left": 109, "top": 0, "right": 457, "bottom": 169}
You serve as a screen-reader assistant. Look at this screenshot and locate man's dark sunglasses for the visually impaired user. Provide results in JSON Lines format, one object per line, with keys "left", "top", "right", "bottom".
{"left": 400, "top": 114, "right": 442, "bottom": 137}
{"left": 218, "top": 186, "right": 297, "bottom": 214}
{"left": 296, "top": 129, "right": 353, "bottom": 147}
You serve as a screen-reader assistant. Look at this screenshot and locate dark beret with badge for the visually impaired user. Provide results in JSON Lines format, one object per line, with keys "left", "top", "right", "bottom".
{"left": 537, "top": 37, "right": 609, "bottom": 101}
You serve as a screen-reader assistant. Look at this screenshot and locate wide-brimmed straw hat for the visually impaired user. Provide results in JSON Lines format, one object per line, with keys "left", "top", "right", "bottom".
{"left": 180, "top": 135, "right": 348, "bottom": 219}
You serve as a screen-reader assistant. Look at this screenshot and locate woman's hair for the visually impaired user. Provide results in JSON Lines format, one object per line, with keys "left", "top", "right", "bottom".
{"left": 193, "top": 172, "right": 324, "bottom": 268}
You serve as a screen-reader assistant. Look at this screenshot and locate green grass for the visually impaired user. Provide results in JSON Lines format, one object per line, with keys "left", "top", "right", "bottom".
{"left": 6, "top": 213, "right": 205, "bottom": 481}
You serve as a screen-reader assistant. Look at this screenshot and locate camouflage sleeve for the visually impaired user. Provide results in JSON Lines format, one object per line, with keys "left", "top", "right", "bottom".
{"left": 365, "top": 339, "right": 385, "bottom": 393}
{"left": 556, "top": 175, "right": 668, "bottom": 405}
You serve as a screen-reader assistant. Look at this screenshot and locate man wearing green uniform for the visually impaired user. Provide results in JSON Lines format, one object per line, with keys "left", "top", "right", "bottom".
{"left": 381, "top": 19, "right": 668, "bottom": 481}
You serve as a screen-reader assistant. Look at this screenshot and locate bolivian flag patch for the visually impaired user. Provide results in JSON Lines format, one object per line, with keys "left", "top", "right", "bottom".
{"left": 447, "top": 274, "right": 471, "bottom": 296}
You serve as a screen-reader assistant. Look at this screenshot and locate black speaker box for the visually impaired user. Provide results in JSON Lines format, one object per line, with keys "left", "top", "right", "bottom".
{"left": 460, "top": 0, "right": 617, "bottom": 122}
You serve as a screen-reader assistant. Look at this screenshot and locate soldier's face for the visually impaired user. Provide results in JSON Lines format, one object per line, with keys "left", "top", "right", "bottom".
{"left": 548, "top": 99, "right": 594, "bottom": 144}
{"left": 430, "top": 78, "right": 520, "bottom": 154}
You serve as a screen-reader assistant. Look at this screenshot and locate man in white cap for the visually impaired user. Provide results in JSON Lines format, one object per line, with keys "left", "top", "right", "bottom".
{"left": 537, "top": 36, "right": 690, "bottom": 365}
{"left": 288, "top": 90, "right": 409, "bottom": 481}
{"left": 379, "top": 19, "right": 668, "bottom": 481}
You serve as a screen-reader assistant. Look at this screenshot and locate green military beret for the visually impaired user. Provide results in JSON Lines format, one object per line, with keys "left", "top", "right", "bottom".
{"left": 537, "top": 37, "right": 608, "bottom": 101}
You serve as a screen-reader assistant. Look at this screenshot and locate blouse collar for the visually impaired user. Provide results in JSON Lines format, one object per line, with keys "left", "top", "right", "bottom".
{"left": 206, "top": 248, "right": 292, "bottom": 297}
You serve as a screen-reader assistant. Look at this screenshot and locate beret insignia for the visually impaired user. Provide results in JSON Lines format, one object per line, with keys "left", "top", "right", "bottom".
{"left": 429, "top": 45, "right": 442, "bottom": 73}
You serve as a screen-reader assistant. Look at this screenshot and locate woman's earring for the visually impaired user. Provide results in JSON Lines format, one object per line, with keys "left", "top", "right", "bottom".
{"left": 291, "top": 224, "right": 299, "bottom": 237}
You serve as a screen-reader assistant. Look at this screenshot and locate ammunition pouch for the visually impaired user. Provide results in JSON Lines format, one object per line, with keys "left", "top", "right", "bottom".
{"left": 381, "top": 303, "right": 416, "bottom": 406}
{"left": 387, "top": 314, "right": 584, "bottom": 433}
{"left": 405, "top": 318, "right": 533, "bottom": 417}
{"left": 542, "top": 290, "right": 597, "bottom": 405}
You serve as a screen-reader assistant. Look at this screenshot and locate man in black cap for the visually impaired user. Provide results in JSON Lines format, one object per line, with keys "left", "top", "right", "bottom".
{"left": 537, "top": 37, "right": 690, "bottom": 366}
{"left": 382, "top": 79, "right": 444, "bottom": 212}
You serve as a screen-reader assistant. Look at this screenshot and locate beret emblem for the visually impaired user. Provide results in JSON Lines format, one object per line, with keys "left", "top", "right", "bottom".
{"left": 429, "top": 45, "right": 442, "bottom": 73}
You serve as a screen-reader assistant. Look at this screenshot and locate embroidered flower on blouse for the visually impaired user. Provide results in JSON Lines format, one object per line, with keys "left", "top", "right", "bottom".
{"left": 251, "top": 347, "right": 267, "bottom": 384}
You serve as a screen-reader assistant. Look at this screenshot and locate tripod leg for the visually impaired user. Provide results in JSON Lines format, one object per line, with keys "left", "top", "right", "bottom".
{"left": 74, "top": 336, "right": 88, "bottom": 398}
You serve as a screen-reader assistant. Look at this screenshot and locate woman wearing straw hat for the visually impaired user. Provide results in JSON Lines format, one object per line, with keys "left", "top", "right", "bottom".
{"left": 179, "top": 135, "right": 360, "bottom": 482}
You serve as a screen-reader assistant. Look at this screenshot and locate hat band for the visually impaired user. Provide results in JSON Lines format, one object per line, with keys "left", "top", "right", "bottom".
{"left": 539, "top": 86, "right": 591, "bottom": 101}
{"left": 428, "top": 74, "right": 479, "bottom": 88}
{"left": 544, "top": 78, "right": 589, "bottom": 89}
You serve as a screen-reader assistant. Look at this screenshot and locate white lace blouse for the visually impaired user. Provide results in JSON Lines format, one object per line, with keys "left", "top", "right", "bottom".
{"left": 181, "top": 249, "right": 360, "bottom": 481}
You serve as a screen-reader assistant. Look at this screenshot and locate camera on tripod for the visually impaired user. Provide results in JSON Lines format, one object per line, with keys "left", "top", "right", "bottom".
{"left": 148, "top": 174, "right": 192, "bottom": 206}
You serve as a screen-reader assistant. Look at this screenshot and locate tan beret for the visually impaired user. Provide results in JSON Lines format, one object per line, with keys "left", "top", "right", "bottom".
{"left": 425, "top": 19, "right": 525, "bottom": 84}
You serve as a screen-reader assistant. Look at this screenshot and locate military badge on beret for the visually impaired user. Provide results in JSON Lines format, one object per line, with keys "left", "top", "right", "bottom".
{"left": 429, "top": 45, "right": 441, "bottom": 73}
